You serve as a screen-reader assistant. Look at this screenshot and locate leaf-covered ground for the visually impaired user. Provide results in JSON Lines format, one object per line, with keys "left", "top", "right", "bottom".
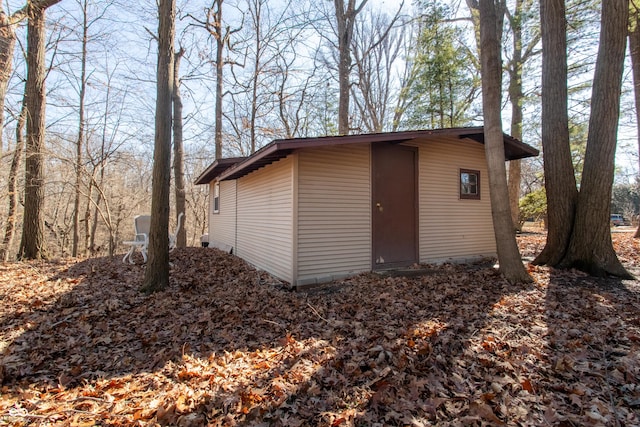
{"left": 1, "top": 232, "right": 639, "bottom": 426}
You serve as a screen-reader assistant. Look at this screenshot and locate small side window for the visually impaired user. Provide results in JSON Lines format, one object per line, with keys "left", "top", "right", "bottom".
{"left": 460, "top": 169, "right": 480, "bottom": 200}
{"left": 213, "top": 182, "right": 220, "bottom": 213}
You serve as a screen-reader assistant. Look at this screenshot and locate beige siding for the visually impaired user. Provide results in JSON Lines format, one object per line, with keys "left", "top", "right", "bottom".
{"left": 236, "top": 156, "right": 294, "bottom": 283}
{"left": 210, "top": 180, "right": 236, "bottom": 251}
{"left": 297, "top": 144, "right": 371, "bottom": 283}
{"left": 417, "top": 137, "right": 496, "bottom": 262}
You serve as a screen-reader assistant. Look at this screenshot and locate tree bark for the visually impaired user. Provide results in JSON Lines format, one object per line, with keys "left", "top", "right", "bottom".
{"left": 0, "top": 1, "right": 61, "bottom": 154}
{"left": 18, "top": 2, "right": 48, "bottom": 260}
{"left": 0, "top": 10, "right": 16, "bottom": 155}
{"left": 532, "top": 0, "right": 577, "bottom": 266}
{"left": 141, "top": 0, "right": 175, "bottom": 293}
{"left": 559, "top": 0, "right": 631, "bottom": 278}
{"left": 334, "top": 0, "right": 368, "bottom": 135}
{"left": 0, "top": 98, "right": 26, "bottom": 261}
{"left": 479, "top": 0, "right": 531, "bottom": 283}
{"left": 72, "top": 0, "right": 89, "bottom": 257}
{"left": 507, "top": 0, "right": 523, "bottom": 231}
{"left": 213, "top": 0, "right": 224, "bottom": 159}
{"left": 173, "top": 47, "right": 187, "bottom": 248}
{"left": 629, "top": 1, "right": 640, "bottom": 238}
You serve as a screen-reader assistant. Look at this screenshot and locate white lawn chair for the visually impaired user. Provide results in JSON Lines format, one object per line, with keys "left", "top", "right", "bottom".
{"left": 122, "top": 212, "right": 184, "bottom": 264}
{"left": 122, "top": 215, "right": 151, "bottom": 264}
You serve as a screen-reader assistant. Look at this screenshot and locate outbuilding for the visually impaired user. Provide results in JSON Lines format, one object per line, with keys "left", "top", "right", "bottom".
{"left": 195, "top": 127, "right": 538, "bottom": 287}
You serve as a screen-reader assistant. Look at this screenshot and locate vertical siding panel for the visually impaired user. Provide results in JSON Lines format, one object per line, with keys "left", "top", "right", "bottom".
{"left": 236, "top": 156, "right": 294, "bottom": 283}
{"left": 297, "top": 144, "right": 371, "bottom": 282}
{"left": 210, "top": 180, "right": 236, "bottom": 250}
{"left": 418, "top": 137, "right": 497, "bottom": 262}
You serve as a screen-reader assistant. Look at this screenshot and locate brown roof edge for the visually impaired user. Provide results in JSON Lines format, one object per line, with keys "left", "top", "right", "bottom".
{"left": 194, "top": 156, "right": 247, "bottom": 185}
{"left": 213, "top": 127, "right": 539, "bottom": 182}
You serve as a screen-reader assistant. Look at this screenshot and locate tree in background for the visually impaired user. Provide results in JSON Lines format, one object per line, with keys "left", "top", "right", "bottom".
{"left": 478, "top": 0, "right": 531, "bottom": 283}
{"left": 401, "top": 1, "right": 478, "bottom": 129}
{"left": 140, "top": 0, "right": 175, "bottom": 293}
{"left": 71, "top": 0, "right": 89, "bottom": 257}
{"left": 506, "top": 0, "right": 539, "bottom": 231}
{"left": 349, "top": 8, "right": 405, "bottom": 132}
{"left": 173, "top": 47, "right": 186, "bottom": 248}
{"left": 629, "top": 0, "right": 640, "bottom": 237}
{"left": 333, "top": 0, "right": 368, "bottom": 135}
{"left": 0, "top": 98, "right": 26, "bottom": 261}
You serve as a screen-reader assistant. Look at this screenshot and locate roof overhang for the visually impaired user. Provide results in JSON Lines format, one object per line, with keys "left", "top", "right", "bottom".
{"left": 194, "top": 157, "right": 246, "bottom": 185}
{"left": 197, "top": 127, "right": 539, "bottom": 183}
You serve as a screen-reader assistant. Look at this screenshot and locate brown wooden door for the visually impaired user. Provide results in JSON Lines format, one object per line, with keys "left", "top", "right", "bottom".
{"left": 372, "top": 142, "right": 418, "bottom": 269}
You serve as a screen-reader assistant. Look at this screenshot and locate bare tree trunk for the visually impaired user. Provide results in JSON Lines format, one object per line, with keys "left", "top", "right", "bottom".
{"left": 532, "top": 0, "right": 577, "bottom": 266}
{"left": 141, "top": 0, "right": 175, "bottom": 293}
{"left": 334, "top": 0, "right": 368, "bottom": 135}
{"left": 507, "top": 0, "right": 523, "bottom": 231}
{"left": 173, "top": 47, "right": 187, "bottom": 248}
{"left": 214, "top": 0, "right": 224, "bottom": 159}
{"left": 72, "top": 0, "right": 89, "bottom": 257}
{"left": 479, "top": 0, "right": 531, "bottom": 283}
{"left": 629, "top": 1, "right": 640, "bottom": 238}
{"left": 560, "top": 0, "right": 631, "bottom": 278}
{"left": 249, "top": 0, "right": 261, "bottom": 154}
{"left": 0, "top": 1, "right": 61, "bottom": 155}
{"left": 0, "top": 99, "right": 26, "bottom": 261}
{"left": 0, "top": 10, "right": 16, "bottom": 155}
{"left": 18, "top": 2, "right": 49, "bottom": 260}
{"left": 84, "top": 178, "right": 93, "bottom": 253}
{"left": 90, "top": 64, "right": 113, "bottom": 254}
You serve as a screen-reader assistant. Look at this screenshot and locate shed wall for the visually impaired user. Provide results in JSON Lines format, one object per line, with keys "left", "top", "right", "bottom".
{"left": 209, "top": 180, "right": 237, "bottom": 251}
{"left": 417, "top": 137, "right": 496, "bottom": 262}
{"left": 236, "top": 156, "right": 294, "bottom": 282}
{"left": 296, "top": 144, "right": 371, "bottom": 284}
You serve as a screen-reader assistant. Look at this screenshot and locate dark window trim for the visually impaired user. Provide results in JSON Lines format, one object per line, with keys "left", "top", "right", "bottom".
{"left": 460, "top": 169, "right": 481, "bottom": 200}
{"left": 213, "top": 182, "right": 220, "bottom": 214}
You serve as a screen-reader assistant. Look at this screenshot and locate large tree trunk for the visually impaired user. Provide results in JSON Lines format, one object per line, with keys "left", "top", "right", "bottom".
{"left": 173, "top": 48, "right": 187, "bottom": 248}
{"left": 0, "top": 99, "right": 26, "bottom": 261}
{"left": 0, "top": 1, "right": 61, "bottom": 155}
{"left": 479, "top": 0, "right": 531, "bottom": 284}
{"left": 532, "top": 0, "right": 577, "bottom": 266}
{"left": 72, "top": 0, "right": 89, "bottom": 257}
{"left": 141, "top": 0, "right": 175, "bottom": 293}
{"left": 630, "top": 1, "right": 640, "bottom": 238}
{"left": 18, "top": 3, "right": 48, "bottom": 260}
{"left": 560, "top": 0, "right": 631, "bottom": 278}
{"left": 334, "top": 0, "right": 368, "bottom": 135}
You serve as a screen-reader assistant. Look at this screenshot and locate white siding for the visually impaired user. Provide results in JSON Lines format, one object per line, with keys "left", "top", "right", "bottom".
{"left": 210, "top": 180, "right": 237, "bottom": 251}
{"left": 417, "top": 137, "right": 496, "bottom": 262}
{"left": 296, "top": 144, "right": 371, "bottom": 283}
{"left": 236, "top": 157, "right": 294, "bottom": 283}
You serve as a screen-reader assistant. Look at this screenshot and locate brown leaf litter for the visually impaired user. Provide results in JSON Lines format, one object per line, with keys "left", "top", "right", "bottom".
{"left": 0, "top": 232, "right": 639, "bottom": 426}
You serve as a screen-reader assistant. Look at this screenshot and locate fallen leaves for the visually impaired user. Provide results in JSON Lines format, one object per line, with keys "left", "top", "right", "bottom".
{"left": 0, "top": 232, "right": 638, "bottom": 425}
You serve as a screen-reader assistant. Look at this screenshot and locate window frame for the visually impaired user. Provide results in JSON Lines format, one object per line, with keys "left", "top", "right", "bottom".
{"left": 213, "top": 182, "right": 220, "bottom": 214}
{"left": 460, "top": 169, "right": 481, "bottom": 200}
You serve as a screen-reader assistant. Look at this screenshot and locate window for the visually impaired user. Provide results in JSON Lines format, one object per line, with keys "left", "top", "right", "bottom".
{"left": 460, "top": 169, "right": 480, "bottom": 200}
{"left": 213, "top": 182, "right": 220, "bottom": 213}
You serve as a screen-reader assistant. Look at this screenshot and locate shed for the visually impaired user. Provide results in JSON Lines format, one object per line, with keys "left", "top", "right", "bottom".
{"left": 195, "top": 127, "right": 538, "bottom": 287}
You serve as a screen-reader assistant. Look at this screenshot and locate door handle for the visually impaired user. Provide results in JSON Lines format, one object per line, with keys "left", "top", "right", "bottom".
{"left": 376, "top": 202, "right": 383, "bottom": 212}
